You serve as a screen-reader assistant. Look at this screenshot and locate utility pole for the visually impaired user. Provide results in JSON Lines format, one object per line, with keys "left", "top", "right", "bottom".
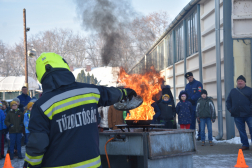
{"left": 23, "top": 9, "right": 28, "bottom": 90}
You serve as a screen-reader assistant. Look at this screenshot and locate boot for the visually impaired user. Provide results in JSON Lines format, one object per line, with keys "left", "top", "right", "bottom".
{"left": 197, "top": 136, "right": 201, "bottom": 141}
{"left": 240, "top": 146, "right": 249, "bottom": 150}
{"left": 0, "top": 155, "right": 2, "bottom": 160}
{"left": 209, "top": 141, "right": 213, "bottom": 146}
{"left": 10, "top": 153, "right": 14, "bottom": 160}
{"left": 18, "top": 153, "right": 23, "bottom": 159}
{"left": 1, "top": 154, "right": 4, "bottom": 158}
{"left": 201, "top": 141, "right": 205, "bottom": 146}
{"left": 14, "top": 150, "right": 18, "bottom": 156}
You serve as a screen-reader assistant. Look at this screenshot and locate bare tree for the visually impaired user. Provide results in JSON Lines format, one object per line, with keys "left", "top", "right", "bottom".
{"left": 0, "top": 11, "right": 170, "bottom": 79}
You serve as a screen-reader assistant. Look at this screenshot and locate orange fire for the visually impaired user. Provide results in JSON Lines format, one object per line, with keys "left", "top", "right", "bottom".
{"left": 118, "top": 67, "right": 163, "bottom": 120}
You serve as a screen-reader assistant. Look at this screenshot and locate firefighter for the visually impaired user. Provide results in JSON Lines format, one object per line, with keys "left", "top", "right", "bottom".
{"left": 185, "top": 72, "right": 203, "bottom": 140}
{"left": 23, "top": 52, "right": 136, "bottom": 168}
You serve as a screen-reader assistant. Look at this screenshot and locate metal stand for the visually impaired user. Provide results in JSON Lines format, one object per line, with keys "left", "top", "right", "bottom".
{"left": 115, "top": 124, "right": 164, "bottom": 132}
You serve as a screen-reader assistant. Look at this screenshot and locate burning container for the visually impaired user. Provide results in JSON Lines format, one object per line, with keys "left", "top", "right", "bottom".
{"left": 99, "top": 128, "right": 196, "bottom": 168}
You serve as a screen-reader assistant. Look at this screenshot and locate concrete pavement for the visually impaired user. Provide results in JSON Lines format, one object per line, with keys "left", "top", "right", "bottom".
{"left": 193, "top": 141, "right": 252, "bottom": 168}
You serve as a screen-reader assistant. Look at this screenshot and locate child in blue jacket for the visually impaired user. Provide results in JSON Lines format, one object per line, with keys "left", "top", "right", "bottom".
{"left": 0, "top": 102, "right": 6, "bottom": 159}
{"left": 176, "top": 91, "right": 193, "bottom": 129}
{"left": 24, "top": 102, "right": 34, "bottom": 145}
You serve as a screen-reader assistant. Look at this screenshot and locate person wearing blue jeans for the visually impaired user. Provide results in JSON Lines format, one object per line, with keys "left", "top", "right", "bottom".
{"left": 4, "top": 101, "right": 24, "bottom": 160}
{"left": 196, "top": 89, "right": 216, "bottom": 146}
{"left": 234, "top": 117, "right": 252, "bottom": 148}
{"left": 200, "top": 118, "right": 213, "bottom": 143}
{"left": 9, "top": 133, "right": 22, "bottom": 156}
{"left": 226, "top": 75, "right": 252, "bottom": 150}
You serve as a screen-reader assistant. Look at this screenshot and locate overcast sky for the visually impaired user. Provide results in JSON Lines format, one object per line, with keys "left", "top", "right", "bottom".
{"left": 0, "top": 0, "right": 190, "bottom": 45}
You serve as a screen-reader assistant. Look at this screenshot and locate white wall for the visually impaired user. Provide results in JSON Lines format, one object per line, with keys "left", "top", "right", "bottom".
{"left": 232, "top": 0, "right": 252, "bottom": 38}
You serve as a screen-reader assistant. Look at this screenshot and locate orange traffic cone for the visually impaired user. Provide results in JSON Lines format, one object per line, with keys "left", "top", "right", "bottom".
{"left": 234, "top": 149, "right": 249, "bottom": 167}
{"left": 3, "top": 153, "right": 14, "bottom": 168}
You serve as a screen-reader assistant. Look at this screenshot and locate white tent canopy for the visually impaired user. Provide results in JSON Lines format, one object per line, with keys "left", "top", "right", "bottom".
{"left": 0, "top": 76, "right": 39, "bottom": 92}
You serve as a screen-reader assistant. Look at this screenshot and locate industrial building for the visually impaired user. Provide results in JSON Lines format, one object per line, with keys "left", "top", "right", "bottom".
{"left": 129, "top": 0, "right": 252, "bottom": 140}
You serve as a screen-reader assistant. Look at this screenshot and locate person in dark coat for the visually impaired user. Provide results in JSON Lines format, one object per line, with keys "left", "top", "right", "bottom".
{"left": 4, "top": 101, "right": 24, "bottom": 160}
{"left": 185, "top": 72, "right": 203, "bottom": 140}
{"left": 176, "top": 91, "right": 193, "bottom": 129}
{"left": 158, "top": 94, "right": 176, "bottom": 129}
{"left": 226, "top": 75, "right": 252, "bottom": 150}
{"left": 17, "top": 86, "right": 31, "bottom": 107}
{"left": 157, "top": 85, "right": 176, "bottom": 128}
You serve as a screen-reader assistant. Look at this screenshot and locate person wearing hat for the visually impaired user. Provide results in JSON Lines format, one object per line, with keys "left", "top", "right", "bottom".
{"left": 23, "top": 52, "right": 137, "bottom": 168}
{"left": 156, "top": 85, "right": 176, "bottom": 128}
{"left": 196, "top": 89, "right": 216, "bottom": 146}
{"left": 4, "top": 101, "right": 24, "bottom": 160}
{"left": 176, "top": 91, "right": 193, "bottom": 129}
{"left": 12, "top": 97, "right": 24, "bottom": 113}
{"left": 24, "top": 102, "right": 34, "bottom": 145}
{"left": 184, "top": 72, "right": 203, "bottom": 140}
{"left": 226, "top": 75, "right": 252, "bottom": 150}
{"left": 158, "top": 94, "right": 176, "bottom": 129}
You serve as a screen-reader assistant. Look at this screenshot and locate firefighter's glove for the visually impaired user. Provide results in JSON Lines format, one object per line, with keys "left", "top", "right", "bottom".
{"left": 119, "top": 88, "right": 137, "bottom": 101}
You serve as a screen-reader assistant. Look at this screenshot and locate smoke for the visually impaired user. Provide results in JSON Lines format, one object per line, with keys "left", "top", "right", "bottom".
{"left": 75, "top": 0, "right": 137, "bottom": 66}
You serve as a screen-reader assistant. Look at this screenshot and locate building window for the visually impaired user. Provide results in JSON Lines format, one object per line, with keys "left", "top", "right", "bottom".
{"left": 166, "top": 33, "right": 173, "bottom": 66}
{"left": 187, "top": 10, "right": 198, "bottom": 56}
{"left": 159, "top": 41, "right": 164, "bottom": 71}
{"left": 139, "top": 57, "right": 145, "bottom": 74}
{"left": 146, "top": 53, "right": 152, "bottom": 70}
{"left": 153, "top": 48, "right": 158, "bottom": 70}
{"left": 175, "top": 22, "right": 184, "bottom": 62}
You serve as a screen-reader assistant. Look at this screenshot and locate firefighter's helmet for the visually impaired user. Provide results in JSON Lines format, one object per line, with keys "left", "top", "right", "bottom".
{"left": 36, "top": 52, "right": 70, "bottom": 83}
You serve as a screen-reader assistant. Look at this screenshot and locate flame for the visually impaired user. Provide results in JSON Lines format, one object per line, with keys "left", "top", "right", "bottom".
{"left": 118, "top": 67, "right": 163, "bottom": 120}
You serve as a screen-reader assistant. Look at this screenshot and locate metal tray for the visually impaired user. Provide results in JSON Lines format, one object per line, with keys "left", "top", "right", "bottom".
{"left": 125, "top": 120, "right": 152, "bottom": 125}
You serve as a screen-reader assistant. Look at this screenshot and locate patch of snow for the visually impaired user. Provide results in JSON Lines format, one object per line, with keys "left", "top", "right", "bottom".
{"left": 213, "top": 137, "right": 252, "bottom": 145}
{"left": 195, "top": 130, "right": 251, "bottom": 145}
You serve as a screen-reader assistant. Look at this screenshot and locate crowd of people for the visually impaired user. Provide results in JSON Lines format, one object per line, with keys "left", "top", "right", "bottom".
{"left": 0, "top": 86, "right": 38, "bottom": 160}
{"left": 102, "top": 72, "right": 217, "bottom": 146}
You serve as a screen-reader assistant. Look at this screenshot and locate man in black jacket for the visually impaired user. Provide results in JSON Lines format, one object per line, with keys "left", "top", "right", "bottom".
{"left": 226, "top": 75, "right": 252, "bottom": 150}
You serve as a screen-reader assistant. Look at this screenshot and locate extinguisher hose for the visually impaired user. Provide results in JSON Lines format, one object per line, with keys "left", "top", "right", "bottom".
{"left": 105, "top": 137, "right": 114, "bottom": 168}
